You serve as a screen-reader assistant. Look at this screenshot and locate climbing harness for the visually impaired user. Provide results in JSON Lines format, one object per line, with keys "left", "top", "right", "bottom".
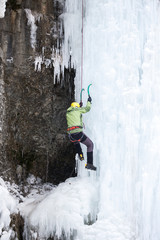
{"left": 69, "top": 132, "right": 84, "bottom": 143}
{"left": 67, "top": 126, "right": 82, "bottom": 132}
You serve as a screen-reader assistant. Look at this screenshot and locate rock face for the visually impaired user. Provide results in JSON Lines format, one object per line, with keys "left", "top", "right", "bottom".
{"left": 0, "top": 0, "right": 76, "bottom": 184}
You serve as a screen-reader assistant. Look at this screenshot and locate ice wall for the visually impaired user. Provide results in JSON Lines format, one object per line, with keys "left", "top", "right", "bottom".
{"left": 65, "top": 0, "right": 160, "bottom": 239}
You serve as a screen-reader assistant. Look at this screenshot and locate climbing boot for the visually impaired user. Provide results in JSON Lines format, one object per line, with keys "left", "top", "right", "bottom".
{"left": 79, "top": 153, "right": 84, "bottom": 161}
{"left": 85, "top": 163, "right": 97, "bottom": 171}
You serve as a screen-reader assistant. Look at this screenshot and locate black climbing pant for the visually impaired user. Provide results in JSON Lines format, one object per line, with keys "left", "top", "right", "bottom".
{"left": 69, "top": 132, "right": 94, "bottom": 164}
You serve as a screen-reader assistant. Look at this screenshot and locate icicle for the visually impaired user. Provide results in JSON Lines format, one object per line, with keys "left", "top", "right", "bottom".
{"left": 34, "top": 56, "right": 43, "bottom": 71}
{"left": 0, "top": 0, "right": 7, "bottom": 18}
{"left": 25, "top": 9, "right": 38, "bottom": 49}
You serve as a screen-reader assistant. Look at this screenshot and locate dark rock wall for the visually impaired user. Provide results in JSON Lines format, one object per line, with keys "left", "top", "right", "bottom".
{"left": 0, "top": 0, "right": 76, "bottom": 184}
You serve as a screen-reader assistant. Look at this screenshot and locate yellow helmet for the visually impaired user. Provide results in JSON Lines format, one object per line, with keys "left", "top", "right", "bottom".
{"left": 71, "top": 102, "right": 80, "bottom": 108}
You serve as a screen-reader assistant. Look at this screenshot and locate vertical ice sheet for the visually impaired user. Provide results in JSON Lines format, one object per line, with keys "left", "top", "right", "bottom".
{"left": 65, "top": 0, "right": 160, "bottom": 239}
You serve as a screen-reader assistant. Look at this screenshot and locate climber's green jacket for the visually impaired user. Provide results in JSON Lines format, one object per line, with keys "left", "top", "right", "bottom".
{"left": 66, "top": 101, "right": 91, "bottom": 134}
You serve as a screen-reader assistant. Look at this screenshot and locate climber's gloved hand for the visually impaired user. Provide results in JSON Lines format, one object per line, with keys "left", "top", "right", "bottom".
{"left": 79, "top": 101, "right": 83, "bottom": 107}
{"left": 88, "top": 95, "right": 92, "bottom": 103}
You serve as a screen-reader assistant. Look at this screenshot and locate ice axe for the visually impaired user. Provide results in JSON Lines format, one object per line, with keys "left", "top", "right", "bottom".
{"left": 80, "top": 84, "right": 92, "bottom": 106}
{"left": 80, "top": 88, "right": 85, "bottom": 107}
{"left": 87, "top": 84, "right": 92, "bottom": 97}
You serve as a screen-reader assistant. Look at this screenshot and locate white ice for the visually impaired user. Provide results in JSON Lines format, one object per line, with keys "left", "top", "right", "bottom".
{"left": 0, "top": 0, "right": 7, "bottom": 18}
{"left": 34, "top": 48, "right": 62, "bottom": 83}
{"left": 78, "top": 0, "right": 160, "bottom": 239}
{"left": 25, "top": 9, "right": 42, "bottom": 50}
{"left": 60, "top": 0, "right": 160, "bottom": 239}
{"left": 0, "top": 178, "right": 16, "bottom": 238}
{"left": 19, "top": 176, "right": 98, "bottom": 239}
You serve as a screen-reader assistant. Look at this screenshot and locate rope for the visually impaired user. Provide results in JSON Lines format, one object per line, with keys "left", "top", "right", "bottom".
{"left": 81, "top": 0, "right": 84, "bottom": 92}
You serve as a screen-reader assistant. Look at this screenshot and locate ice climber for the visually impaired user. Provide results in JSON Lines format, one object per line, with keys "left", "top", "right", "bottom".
{"left": 66, "top": 96, "right": 96, "bottom": 171}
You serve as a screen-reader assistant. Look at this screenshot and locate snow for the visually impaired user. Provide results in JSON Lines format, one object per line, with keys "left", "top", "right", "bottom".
{"left": 0, "top": 0, "right": 7, "bottom": 18}
{"left": 0, "top": 178, "right": 16, "bottom": 238}
{"left": 81, "top": 217, "right": 135, "bottom": 240}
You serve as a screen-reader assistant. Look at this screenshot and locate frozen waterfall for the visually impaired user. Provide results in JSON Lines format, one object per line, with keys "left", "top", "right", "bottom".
{"left": 64, "top": 0, "right": 160, "bottom": 239}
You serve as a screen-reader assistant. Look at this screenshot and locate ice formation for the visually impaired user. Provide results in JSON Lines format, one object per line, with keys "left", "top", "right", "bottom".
{"left": 0, "top": 178, "right": 16, "bottom": 239}
{"left": 0, "top": 0, "right": 7, "bottom": 18}
{"left": 20, "top": 177, "right": 98, "bottom": 239}
{"left": 25, "top": 9, "right": 42, "bottom": 50}
{"left": 34, "top": 1, "right": 82, "bottom": 85}
{"left": 62, "top": 0, "right": 82, "bottom": 94}
{"left": 81, "top": 0, "right": 160, "bottom": 239}
{"left": 34, "top": 48, "right": 62, "bottom": 84}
